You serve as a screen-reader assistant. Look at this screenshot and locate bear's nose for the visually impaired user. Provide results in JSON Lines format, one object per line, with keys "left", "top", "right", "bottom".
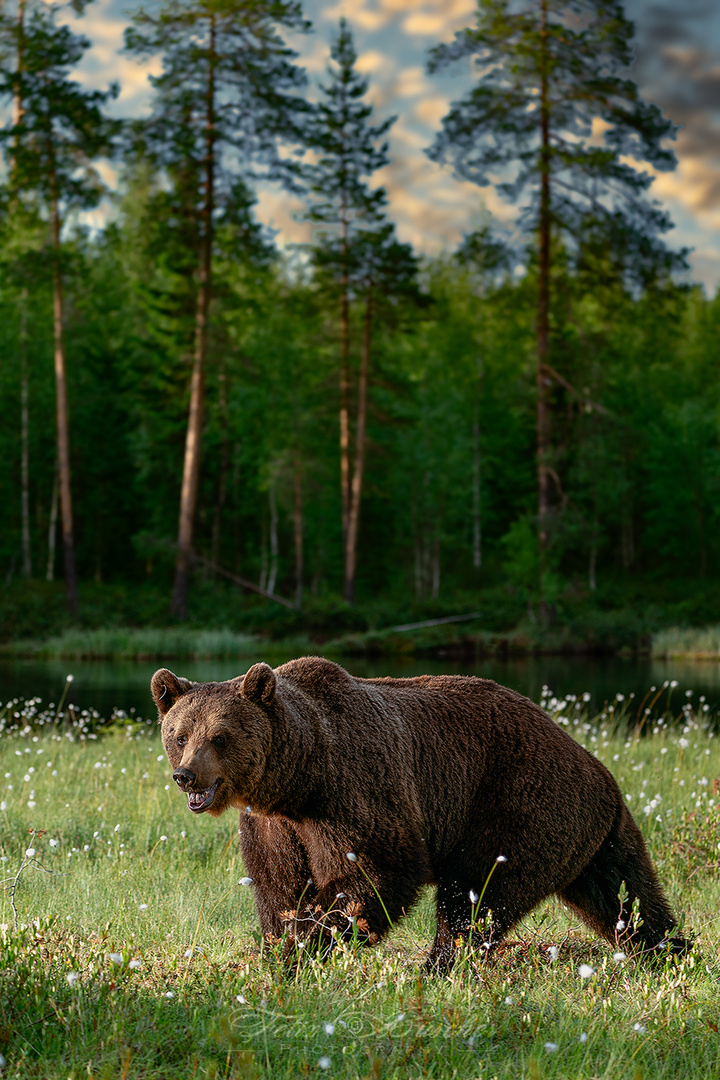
{"left": 173, "top": 767, "right": 196, "bottom": 789}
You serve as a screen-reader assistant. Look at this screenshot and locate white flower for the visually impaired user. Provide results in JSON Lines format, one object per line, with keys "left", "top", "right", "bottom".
{"left": 504, "top": 996, "right": 513, "bottom": 1005}
{"left": 469, "top": 890, "right": 479, "bottom": 904}
{"left": 67, "top": 972, "right": 79, "bottom": 986}
{"left": 157, "top": 755, "right": 164, "bottom": 762}
{"left": 66, "top": 674, "right": 74, "bottom": 683}
{"left": 579, "top": 1032, "right": 588, "bottom": 1043}
{"left": 109, "top": 953, "right": 123, "bottom": 965}
{"left": 0, "top": 802, "right": 6, "bottom": 812}
{"left": 613, "top": 952, "right": 627, "bottom": 962}
{"left": 578, "top": 964, "right": 595, "bottom": 979}
{"left": 184, "top": 949, "right": 193, "bottom": 958}
{"left": 25, "top": 848, "right": 36, "bottom": 859}
{"left": 160, "top": 835, "right": 167, "bottom": 842}
{"left": 129, "top": 959, "right": 141, "bottom": 970}
{"left": 236, "top": 994, "right": 246, "bottom": 1004}
{"left": 139, "top": 903, "right": 148, "bottom": 911}
{"left": 634, "top": 1022, "right": 646, "bottom": 1034}
{"left": 114, "top": 824, "right": 121, "bottom": 833}
{"left": 49, "top": 838, "right": 59, "bottom": 848}
{"left": 616, "top": 919, "right": 626, "bottom": 931}
{"left": 679, "top": 738, "right": 689, "bottom": 749}
{"left": 496, "top": 854, "right": 507, "bottom": 863}
{"left": 544, "top": 1042, "right": 558, "bottom": 1053}
{"left": 547, "top": 946, "right": 559, "bottom": 962}
{"left": 323, "top": 1023, "right": 335, "bottom": 1035}
{"left": 165, "top": 991, "right": 175, "bottom": 999}
{"left": 0, "top": 1051, "right": 5, "bottom": 1067}
{"left": 239, "top": 877, "right": 253, "bottom": 886}
{"left": 346, "top": 852, "right": 357, "bottom": 862}
{"left": 318, "top": 1056, "right": 331, "bottom": 1070}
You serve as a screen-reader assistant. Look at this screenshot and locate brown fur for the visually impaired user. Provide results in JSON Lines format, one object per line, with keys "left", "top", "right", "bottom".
{"left": 151, "top": 656, "right": 687, "bottom": 968}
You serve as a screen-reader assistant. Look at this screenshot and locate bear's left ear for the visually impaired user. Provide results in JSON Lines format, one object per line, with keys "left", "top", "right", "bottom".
{"left": 241, "top": 662, "right": 276, "bottom": 707}
{"left": 151, "top": 668, "right": 196, "bottom": 719}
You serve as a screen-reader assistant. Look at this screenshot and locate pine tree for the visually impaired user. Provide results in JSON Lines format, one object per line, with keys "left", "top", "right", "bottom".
{"left": 427, "top": 0, "right": 685, "bottom": 617}
{"left": 0, "top": 3, "right": 117, "bottom": 614}
{"left": 125, "top": 0, "right": 311, "bottom": 619}
{"left": 305, "top": 17, "right": 395, "bottom": 602}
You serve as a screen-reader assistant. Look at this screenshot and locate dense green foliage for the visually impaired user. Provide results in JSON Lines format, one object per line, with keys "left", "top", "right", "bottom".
{"left": 1, "top": 0, "right": 719, "bottom": 643}
{"left": 1, "top": 687, "right": 719, "bottom": 1077}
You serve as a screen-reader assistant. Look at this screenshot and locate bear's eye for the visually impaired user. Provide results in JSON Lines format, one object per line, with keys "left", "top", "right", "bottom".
{"left": 177, "top": 734, "right": 187, "bottom": 747}
{"left": 213, "top": 734, "right": 226, "bottom": 748}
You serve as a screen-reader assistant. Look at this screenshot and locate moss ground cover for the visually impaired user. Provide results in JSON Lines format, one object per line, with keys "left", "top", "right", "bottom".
{"left": 0, "top": 684, "right": 719, "bottom": 1078}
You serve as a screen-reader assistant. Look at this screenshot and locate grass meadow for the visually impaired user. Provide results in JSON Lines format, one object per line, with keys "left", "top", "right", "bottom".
{"left": 1, "top": 682, "right": 720, "bottom": 1079}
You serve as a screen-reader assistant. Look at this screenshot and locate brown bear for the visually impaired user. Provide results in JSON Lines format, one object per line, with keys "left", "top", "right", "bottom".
{"left": 151, "top": 656, "right": 687, "bottom": 968}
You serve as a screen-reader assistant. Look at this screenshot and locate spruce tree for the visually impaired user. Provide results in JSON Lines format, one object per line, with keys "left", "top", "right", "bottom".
{"left": 305, "top": 17, "right": 395, "bottom": 602}
{"left": 427, "top": 0, "right": 685, "bottom": 616}
{"left": 125, "top": 0, "right": 311, "bottom": 619}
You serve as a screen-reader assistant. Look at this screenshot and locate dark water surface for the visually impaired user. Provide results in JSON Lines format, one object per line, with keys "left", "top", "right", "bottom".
{"left": 2, "top": 652, "right": 720, "bottom": 720}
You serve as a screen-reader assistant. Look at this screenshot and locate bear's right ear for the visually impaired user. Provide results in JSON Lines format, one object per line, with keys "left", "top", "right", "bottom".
{"left": 151, "top": 668, "right": 195, "bottom": 718}
{"left": 241, "top": 662, "right": 276, "bottom": 707}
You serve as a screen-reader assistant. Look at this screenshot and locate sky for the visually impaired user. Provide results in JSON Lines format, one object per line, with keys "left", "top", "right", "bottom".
{"left": 66, "top": 0, "right": 720, "bottom": 292}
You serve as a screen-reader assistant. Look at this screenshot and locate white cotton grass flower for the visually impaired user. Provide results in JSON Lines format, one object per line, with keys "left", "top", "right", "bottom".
{"left": 547, "top": 946, "right": 559, "bottom": 962}
{"left": 129, "top": 959, "right": 141, "bottom": 970}
{"left": 236, "top": 994, "right": 246, "bottom": 1004}
{"left": 66, "top": 972, "right": 79, "bottom": 986}
{"left": 469, "top": 890, "right": 479, "bottom": 904}
{"left": 318, "top": 1056, "right": 331, "bottom": 1071}
{"left": 49, "top": 838, "right": 59, "bottom": 848}
{"left": 346, "top": 852, "right": 357, "bottom": 862}
{"left": 66, "top": 674, "right": 74, "bottom": 683}
{"left": 25, "top": 848, "right": 36, "bottom": 859}
{"left": 579, "top": 1032, "right": 588, "bottom": 1044}
{"left": 109, "top": 953, "right": 123, "bottom": 965}
{"left": 0, "top": 802, "right": 7, "bottom": 812}
{"left": 165, "top": 991, "right": 175, "bottom": 999}
{"left": 578, "top": 964, "right": 595, "bottom": 979}
{"left": 239, "top": 877, "right": 253, "bottom": 886}
{"left": 496, "top": 855, "right": 507, "bottom": 863}
{"left": 114, "top": 824, "right": 121, "bottom": 833}
{"left": 634, "top": 1022, "right": 646, "bottom": 1034}
{"left": 613, "top": 951, "right": 627, "bottom": 962}
{"left": 544, "top": 1042, "right": 558, "bottom": 1053}
{"left": 616, "top": 919, "right": 626, "bottom": 931}
{"left": 184, "top": 949, "right": 193, "bottom": 959}
{"left": 159, "top": 835, "right": 167, "bottom": 842}
{"left": 139, "top": 903, "right": 148, "bottom": 911}
{"left": 323, "top": 1023, "right": 335, "bottom": 1035}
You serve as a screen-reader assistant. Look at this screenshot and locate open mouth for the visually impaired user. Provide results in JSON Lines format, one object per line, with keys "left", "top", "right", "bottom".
{"left": 187, "top": 779, "right": 221, "bottom": 814}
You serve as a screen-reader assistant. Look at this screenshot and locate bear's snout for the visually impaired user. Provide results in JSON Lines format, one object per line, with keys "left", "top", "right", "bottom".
{"left": 173, "top": 767, "right": 196, "bottom": 790}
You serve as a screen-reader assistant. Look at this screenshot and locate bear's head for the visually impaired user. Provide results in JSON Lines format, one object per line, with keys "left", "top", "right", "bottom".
{"left": 151, "top": 663, "right": 277, "bottom": 817}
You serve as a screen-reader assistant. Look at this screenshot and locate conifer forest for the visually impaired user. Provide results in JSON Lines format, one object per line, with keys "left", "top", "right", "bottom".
{"left": 1, "top": 0, "right": 719, "bottom": 647}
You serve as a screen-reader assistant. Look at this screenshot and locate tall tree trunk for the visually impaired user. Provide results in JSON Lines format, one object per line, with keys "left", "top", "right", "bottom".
{"left": 210, "top": 363, "right": 229, "bottom": 571}
{"left": 50, "top": 169, "right": 78, "bottom": 614}
{"left": 171, "top": 13, "right": 216, "bottom": 618}
{"left": 339, "top": 207, "right": 351, "bottom": 560}
{"left": 344, "top": 287, "right": 372, "bottom": 602}
{"left": 472, "top": 353, "right": 483, "bottom": 570}
{"left": 294, "top": 455, "right": 303, "bottom": 609}
{"left": 536, "top": 0, "right": 552, "bottom": 623}
{"left": 267, "top": 478, "right": 278, "bottom": 597}
{"left": 20, "top": 289, "right": 31, "bottom": 578}
{"left": 46, "top": 460, "right": 58, "bottom": 582}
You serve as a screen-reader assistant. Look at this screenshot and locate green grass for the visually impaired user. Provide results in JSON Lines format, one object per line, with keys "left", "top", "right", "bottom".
{"left": 1, "top": 687, "right": 720, "bottom": 1078}
{"left": 653, "top": 625, "right": 720, "bottom": 661}
{"left": 0, "top": 627, "right": 270, "bottom": 661}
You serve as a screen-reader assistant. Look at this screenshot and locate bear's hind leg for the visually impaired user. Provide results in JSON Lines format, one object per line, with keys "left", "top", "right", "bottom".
{"left": 559, "top": 804, "right": 688, "bottom": 957}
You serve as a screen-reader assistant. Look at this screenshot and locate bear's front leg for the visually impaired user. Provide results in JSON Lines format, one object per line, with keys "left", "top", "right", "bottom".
{"left": 238, "top": 814, "right": 314, "bottom": 938}
{"left": 284, "top": 840, "right": 427, "bottom": 957}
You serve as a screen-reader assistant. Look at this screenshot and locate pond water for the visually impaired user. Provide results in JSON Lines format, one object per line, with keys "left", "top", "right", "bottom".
{"left": 2, "top": 652, "right": 720, "bottom": 721}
